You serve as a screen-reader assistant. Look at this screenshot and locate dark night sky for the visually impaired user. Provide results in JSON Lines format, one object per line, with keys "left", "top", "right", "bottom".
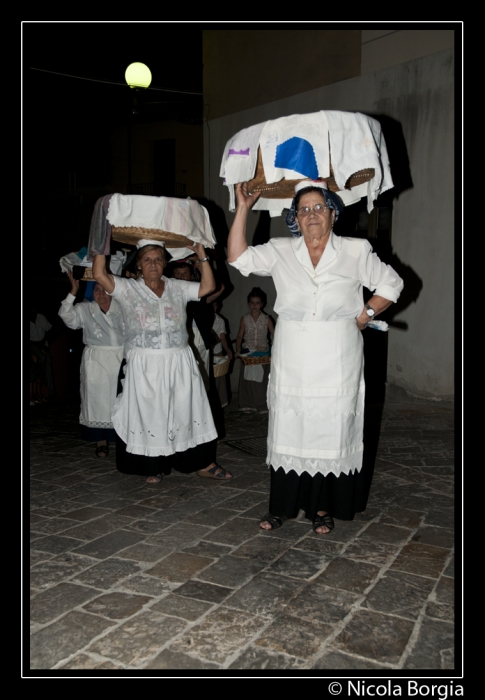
{"left": 23, "top": 22, "right": 205, "bottom": 287}
{"left": 23, "top": 22, "right": 204, "bottom": 186}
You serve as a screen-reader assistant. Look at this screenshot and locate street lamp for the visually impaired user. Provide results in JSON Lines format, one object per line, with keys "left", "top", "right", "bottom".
{"left": 125, "top": 62, "right": 152, "bottom": 89}
{"left": 124, "top": 62, "right": 152, "bottom": 193}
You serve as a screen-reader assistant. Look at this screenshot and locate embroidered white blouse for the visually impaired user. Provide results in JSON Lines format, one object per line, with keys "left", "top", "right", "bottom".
{"left": 110, "top": 276, "right": 200, "bottom": 350}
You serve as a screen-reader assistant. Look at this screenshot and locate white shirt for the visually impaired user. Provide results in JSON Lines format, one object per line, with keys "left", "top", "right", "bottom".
{"left": 58, "top": 294, "right": 126, "bottom": 347}
{"left": 230, "top": 233, "right": 403, "bottom": 321}
{"left": 110, "top": 275, "right": 200, "bottom": 350}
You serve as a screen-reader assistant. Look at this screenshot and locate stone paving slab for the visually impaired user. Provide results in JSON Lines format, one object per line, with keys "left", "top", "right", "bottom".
{"left": 30, "top": 582, "right": 102, "bottom": 625}
{"left": 146, "top": 552, "right": 215, "bottom": 582}
{"left": 144, "top": 649, "right": 220, "bottom": 670}
{"left": 331, "top": 609, "right": 416, "bottom": 665}
{"left": 86, "top": 609, "right": 188, "bottom": 667}
{"left": 253, "top": 612, "right": 334, "bottom": 659}
{"left": 30, "top": 611, "right": 117, "bottom": 669}
{"left": 403, "top": 617, "right": 455, "bottom": 670}
{"left": 168, "top": 607, "right": 268, "bottom": 664}
{"left": 150, "top": 593, "right": 214, "bottom": 621}
{"left": 82, "top": 591, "right": 153, "bottom": 620}
{"left": 26, "top": 397, "right": 458, "bottom": 675}
{"left": 224, "top": 571, "right": 305, "bottom": 617}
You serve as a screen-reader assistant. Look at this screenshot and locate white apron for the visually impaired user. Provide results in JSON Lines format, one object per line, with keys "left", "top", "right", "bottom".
{"left": 267, "top": 319, "right": 365, "bottom": 478}
{"left": 79, "top": 345, "right": 124, "bottom": 429}
{"left": 111, "top": 344, "right": 218, "bottom": 457}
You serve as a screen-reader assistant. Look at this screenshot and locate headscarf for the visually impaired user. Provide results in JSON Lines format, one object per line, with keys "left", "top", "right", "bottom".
{"left": 284, "top": 180, "right": 344, "bottom": 237}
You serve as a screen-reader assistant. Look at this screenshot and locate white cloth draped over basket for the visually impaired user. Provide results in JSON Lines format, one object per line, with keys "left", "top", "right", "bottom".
{"left": 220, "top": 110, "right": 393, "bottom": 215}
{"left": 107, "top": 194, "right": 216, "bottom": 261}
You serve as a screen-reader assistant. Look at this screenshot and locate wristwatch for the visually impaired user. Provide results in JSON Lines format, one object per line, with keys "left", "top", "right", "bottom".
{"left": 365, "top": 303, "right": 375, "bottom": 318}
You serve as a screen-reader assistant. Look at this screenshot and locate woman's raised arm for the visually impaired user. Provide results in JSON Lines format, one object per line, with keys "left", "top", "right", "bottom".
{"left": 227, "top": 183, "right": 260, "bottom": 263}
{"left": 93, "top": 255, "right": 115, "bottom": 294}
{"left": 189, "top": 242, "right": 216, "bottom": 299}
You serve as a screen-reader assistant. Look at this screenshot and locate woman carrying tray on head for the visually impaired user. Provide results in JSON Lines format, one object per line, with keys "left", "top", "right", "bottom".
{"left": 235, "top": 287, "right": 274, "bottom": 413}
{"left": 227, "top": 180, "right": 403, "bottom": 533}
{"left": 58, "top": 272, "right": 126, "bottom": 458}
{"left": 93, "top": 239, "right": 232, "bottom": 484}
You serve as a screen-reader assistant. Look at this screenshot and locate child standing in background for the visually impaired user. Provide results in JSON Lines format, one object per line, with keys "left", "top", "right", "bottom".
{"left": 235, "top": 287, "right": 275, "bottom": 413}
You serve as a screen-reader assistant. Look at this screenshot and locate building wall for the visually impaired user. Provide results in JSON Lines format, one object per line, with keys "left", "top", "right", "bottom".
{"left": 110, "top": 120, "right": 204, "bottom": 198}
{"left": 203, "top": 47, "right": 455, "bottom": 401}
{"left": 203, "top": 28, "right": 455, "bottom": 119}
{"left": 361, "top": 28, "right": 455, "bottom": 74}
{"left": 203, "top": 30, "right": 361, "bottom": 120}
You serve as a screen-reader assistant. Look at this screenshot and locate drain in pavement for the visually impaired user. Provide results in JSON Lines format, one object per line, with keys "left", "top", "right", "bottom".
{"left": 222, "top": 436, "right": 268, "bottom": 458}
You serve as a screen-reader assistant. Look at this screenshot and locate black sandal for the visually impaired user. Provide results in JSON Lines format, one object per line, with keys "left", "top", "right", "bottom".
{"left": 313, "top": 513, "right": 334, "bottom": 534}
{"left": 95, "top": 444, "right": 109, "bottom": 458}
{"left": 260, "top": 513, "right": 286, "bottom": 530}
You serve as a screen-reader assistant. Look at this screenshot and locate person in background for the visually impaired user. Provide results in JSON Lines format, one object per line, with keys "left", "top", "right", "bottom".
{"left": 235, "top": 287, "right": 274, "bottom": 413}
{"left": 212, "top": 299, "right": 233, "bottom": 409}
{"left": 170, "top": 260, "right": 225, "bottom": 386}
{"left": 58, "top": 272, "right": 126, "bottom": 457}
{"left": 30, "top": 304, "right": 56, "bottom": 399}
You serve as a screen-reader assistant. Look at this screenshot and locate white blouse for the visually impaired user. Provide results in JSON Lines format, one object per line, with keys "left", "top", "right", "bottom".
{"left": 230, "top": 233, "right": 403, "bottom": 321}
{"left": 110, "top": 275, "right": 200, "bottom": 350}
{"left": 58, "top": 295, "right": 126, "bottom": 347}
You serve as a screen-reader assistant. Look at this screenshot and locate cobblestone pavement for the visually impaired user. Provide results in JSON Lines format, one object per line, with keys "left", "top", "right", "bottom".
{"left": 27, "top": 396, "right": 456, "bottom": 675}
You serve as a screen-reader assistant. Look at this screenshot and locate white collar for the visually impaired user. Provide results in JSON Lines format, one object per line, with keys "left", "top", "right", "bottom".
{"left": 291, "top": 231, "right": 339, "bottom": 274}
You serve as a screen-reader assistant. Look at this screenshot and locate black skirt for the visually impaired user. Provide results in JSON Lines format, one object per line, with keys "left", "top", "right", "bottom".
{"left": 81, "top": 425, "right": 117, "bottom": 443}
{"left": 268, "top": 465, "right": 370, "bottom": 522}
{"left": 116, "top": 436, "right": 218, "bottom": 477}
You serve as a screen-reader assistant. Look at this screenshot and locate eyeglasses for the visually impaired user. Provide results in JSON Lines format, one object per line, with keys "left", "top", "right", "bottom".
{"left": 297, "top": 204, "right": 328, "bottom": 217}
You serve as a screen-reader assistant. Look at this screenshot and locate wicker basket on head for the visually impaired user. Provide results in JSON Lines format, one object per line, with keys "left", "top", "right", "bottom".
{"left": 111, "top": 226, "right": 193, "bottom": 248}
{"left": 240, "top": 354, "right": 271, "bottom": 366}
{"left": 72, "top": 266, "right": 94, "bottom": 281}
{"left": 245, "top": 148, "right": 375, "bottom": 199}
{"left": 213, "top": 357, "right": 230, "bottom": 378}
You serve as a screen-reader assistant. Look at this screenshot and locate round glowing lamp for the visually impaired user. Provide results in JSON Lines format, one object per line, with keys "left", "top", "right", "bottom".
{"left": 125, "top": 62, "right": 152, "bottom": 89}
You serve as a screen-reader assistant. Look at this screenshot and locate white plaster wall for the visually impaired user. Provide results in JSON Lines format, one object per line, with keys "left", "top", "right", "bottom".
{"left": 204, "top": 49, "right": 455, "bottom": 399}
